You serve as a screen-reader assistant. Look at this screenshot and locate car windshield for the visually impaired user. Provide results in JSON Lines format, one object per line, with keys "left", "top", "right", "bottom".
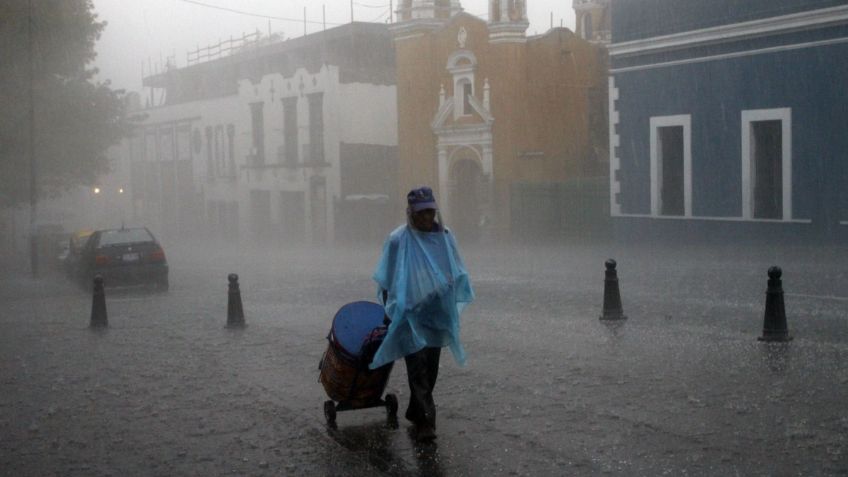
{"left": 97, "top": 228, "right": 154, "bottom": 247}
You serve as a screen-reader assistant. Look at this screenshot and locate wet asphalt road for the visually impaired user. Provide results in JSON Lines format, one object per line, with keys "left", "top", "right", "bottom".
{"left": 1, "top": 239, "right": 847, "bottom": 476}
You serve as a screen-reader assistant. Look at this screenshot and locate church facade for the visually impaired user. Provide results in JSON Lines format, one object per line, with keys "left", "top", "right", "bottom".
{"left": 392, "top": 0, "right": 609, "bottom": 241}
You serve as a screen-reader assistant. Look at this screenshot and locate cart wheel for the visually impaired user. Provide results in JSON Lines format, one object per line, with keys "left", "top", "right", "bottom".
{"left": 384, "top": 393, "right": 398, "bottom": 418}
{"left": 324, "top": 400, "right": 337, "bottom": 426}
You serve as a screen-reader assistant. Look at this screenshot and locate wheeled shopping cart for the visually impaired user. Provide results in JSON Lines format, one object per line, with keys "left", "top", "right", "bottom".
{"left": 319, "top": 301, "right": 397, "bottom": 427}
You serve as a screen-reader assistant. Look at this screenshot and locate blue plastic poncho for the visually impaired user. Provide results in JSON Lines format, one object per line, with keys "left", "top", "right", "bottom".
{"left": 368, "top": 224, "right": 474, "bottom": 370}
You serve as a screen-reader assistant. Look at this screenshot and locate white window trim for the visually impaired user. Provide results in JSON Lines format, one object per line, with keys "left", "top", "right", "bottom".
{"left": 612, "top": 213, "right": 811, "bottom": 223}
{"left": 741, "top": 108, "right": 792, "bottom": 220}
{"left": 447, "top": 51, "right": 477, "bottom": 121}
{"left": 649, "top": 115, "right": 692, "bottom": 217}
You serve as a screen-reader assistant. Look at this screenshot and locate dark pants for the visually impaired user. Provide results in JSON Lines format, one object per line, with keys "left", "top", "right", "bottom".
{"left": 404, "top": 346, "right": 441, "bottom": 429}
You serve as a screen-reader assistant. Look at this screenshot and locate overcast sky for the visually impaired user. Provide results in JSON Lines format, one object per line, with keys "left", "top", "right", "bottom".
{"left": 91, "top": 0, "right": 577, "bottom": 93}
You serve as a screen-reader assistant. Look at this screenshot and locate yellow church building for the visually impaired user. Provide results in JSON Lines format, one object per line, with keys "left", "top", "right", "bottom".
{"left": 391, "top": 0, "right": 609, "bottom": 241}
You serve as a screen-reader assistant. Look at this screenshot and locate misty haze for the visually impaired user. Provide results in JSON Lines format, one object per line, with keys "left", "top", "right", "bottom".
{"left": 1, "top": 0, "right": 847, "bottom": 476}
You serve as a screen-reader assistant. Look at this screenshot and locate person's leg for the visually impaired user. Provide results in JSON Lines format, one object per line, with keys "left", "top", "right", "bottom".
{"left": 423, "top": 347, "right": 441, "bottom": 427}
{"left": 404, "top": 347, "right": 440, "bottom": 430}
{"left": 404, "top": 348, "right": 427, "bottom": 425}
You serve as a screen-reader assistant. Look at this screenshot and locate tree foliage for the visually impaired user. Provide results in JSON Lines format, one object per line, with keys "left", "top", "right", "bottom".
{"left": 0, "top": 0, "right": 126, "bottom": 208}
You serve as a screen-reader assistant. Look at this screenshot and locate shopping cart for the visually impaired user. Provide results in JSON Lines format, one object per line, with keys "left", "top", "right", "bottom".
{"left": 319, "top": 301, "right": 397, "bottom": 427}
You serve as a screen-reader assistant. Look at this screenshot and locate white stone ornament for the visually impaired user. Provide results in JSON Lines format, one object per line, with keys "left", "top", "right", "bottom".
{"left": 458, "top": 27, "right": 467, "bottom": 48}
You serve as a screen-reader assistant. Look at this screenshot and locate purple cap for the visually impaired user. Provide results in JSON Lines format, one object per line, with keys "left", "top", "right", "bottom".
{"left": 407, "top": 186, "right": 437, "bottom": 212}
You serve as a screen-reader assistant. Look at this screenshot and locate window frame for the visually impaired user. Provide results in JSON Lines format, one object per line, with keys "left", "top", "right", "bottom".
{"left": 741, "top": 108, "right": 792, "bottom": 221}
{"left": 447, "top": 51, "right": 477, "bottom": 121}
{"left": 307, "top": 92, "right": 324, "bottom": 163}
{"left": 459, "top": 79, "right": 473, "bottom": 116}
{"left": 282, "top": 96, "right": 299, "bottom": 165}
{"left": 649, "top": 114, "right": 692, "bottom": 217}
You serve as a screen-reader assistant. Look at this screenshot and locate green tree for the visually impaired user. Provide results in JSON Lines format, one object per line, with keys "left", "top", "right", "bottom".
{"left": 0, "top": 0, "right": 126, "bottom": 208}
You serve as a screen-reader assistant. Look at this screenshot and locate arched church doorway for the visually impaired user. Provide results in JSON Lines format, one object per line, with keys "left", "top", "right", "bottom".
{"left": 448, "top": 152, "right": 486, "bottom": 242}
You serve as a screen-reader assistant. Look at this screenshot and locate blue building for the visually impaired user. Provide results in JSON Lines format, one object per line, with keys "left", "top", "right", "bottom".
{"left": 608, "top": 0, "right": 848, "bottom": 241}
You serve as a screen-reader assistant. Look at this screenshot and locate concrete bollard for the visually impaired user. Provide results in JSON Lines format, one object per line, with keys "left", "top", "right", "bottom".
{"left": 226, "top": 273, "right": 245, "bottom": 328}
{"left": 599, "top": 259, "right": 627, "bottom": 321}
{"left": 758, "top": 266, "right": 792, "bottom": 342}
{"left": 90, "top": 275, "right": 108, "bottom": 328}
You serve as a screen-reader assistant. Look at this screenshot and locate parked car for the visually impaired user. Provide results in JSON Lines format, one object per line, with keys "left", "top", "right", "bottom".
{"left": 33, "top": 223, "right": 69, "bottom": 271}
{"left": 60, "top": 228, "right": 94, "bottom": 277}
{"left": 77, "top": 227, "right": 169, "bottom": 292}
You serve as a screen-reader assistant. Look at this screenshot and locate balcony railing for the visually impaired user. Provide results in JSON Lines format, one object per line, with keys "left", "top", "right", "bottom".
{"left": 187, "top": 31, "right": 262, "bottom": 66}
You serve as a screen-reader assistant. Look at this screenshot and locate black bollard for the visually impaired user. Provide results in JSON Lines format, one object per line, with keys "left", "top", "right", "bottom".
{"left": 90, "top": 275, "right": 108, "bottom": 328}
{"left": 758, "top": 266, "right": 792, "bottom": 342}
{"left": 226, "top": 273, "right": 245, "bottom": 328}
{"left": 599, "top": 259, "right": 627, "bottom": 321}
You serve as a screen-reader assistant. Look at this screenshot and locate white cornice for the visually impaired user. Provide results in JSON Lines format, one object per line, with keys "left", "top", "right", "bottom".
{"left": 609, "top": 36, "right": 848, "bottom": 73}
{"left": 573, "top": 0, "right": 609, "bottom": 10}
{"left": 467, "top": 95, "right": 493, "bottom": 123}
{"left": 609, "top": 5, "right": 848, "bottom": 57}
{"left": 431, "top": 98, "right": 455, "bottom": 129}
{"left": 431, "top": 95, "right": 493, "bottom": 130}
{"left": 390, "top": 19, "right": 446, "bottom": 40}
{"left": 434, "top": 124, "right": 493, "bottom": 144}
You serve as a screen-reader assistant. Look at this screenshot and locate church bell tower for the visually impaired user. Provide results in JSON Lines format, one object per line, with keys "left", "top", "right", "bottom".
{"left": 396, "top": 0, "right": 462, "bottom": 22}
{"left": 488, "top": 0, "right": 529, "bottom": 43}
{"left": 573, "top": 0, "right": 611, "bottom": 46}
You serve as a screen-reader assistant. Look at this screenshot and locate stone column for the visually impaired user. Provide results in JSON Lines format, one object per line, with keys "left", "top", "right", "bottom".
{"left": 481, "top": 143, "right": 495, "bottom": 241}
{"left": 437, "top": 146, "right": 451, "bottom": 224}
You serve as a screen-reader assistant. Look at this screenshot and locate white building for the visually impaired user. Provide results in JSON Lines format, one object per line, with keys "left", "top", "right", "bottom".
{"left": 126, "top": 22, "right": 398, "bottom": 247}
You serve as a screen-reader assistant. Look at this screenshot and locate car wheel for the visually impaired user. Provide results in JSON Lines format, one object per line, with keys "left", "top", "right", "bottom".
{"left": 156, "top": 277, "right": 169, "bottom": 293}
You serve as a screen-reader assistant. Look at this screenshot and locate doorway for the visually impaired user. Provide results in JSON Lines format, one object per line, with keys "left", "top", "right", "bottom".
{"left": 658, "top": 125, "right": 685, "bottom": 216}
{"left": 751, "top": 120, "right": 783, "bottom": 219}
{"left": 448, "top": 156, "right": 485, "bottom": 242}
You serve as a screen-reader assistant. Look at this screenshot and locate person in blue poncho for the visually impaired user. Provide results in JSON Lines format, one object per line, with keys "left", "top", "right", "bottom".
{"left": 369, "top": 186, "right": 474, "bottom": 441}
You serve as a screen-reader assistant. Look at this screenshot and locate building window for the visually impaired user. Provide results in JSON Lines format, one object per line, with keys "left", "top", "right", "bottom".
{"left": 177, "top": 125, "right": 191, "bottom": 161}
{"left": 307, "top": 93, "right": 324, "bottom": 163}
{"left": 249, "top": 102, "right": 265, "bottom": 166}
{"left": 461, "top": 81, "right": 473, "bottom": 116}
{"left": 650, "top": 115, "right": 692, "bottom": 217}
{"left": 742, "top": 108, "right": 792, "bottom": 220}
{"left": 205, "top": 126, "right": 213, "bottom": 180}
{"left": 446, "top": 51, "right": 478, "bottom": 121}
{"left": 226, "top": 124, "right": 236, "bottom": 177}
{"left": 582, "top": 13, "right": 593, "bottom": 40}
{"left": 215, "top": 125, "right": 225, "bottom": 176}
{"left": 250, "top": 189, "right": 272, "bottom": 241}
{"left": 283, "top": 97, "right": 298, "bottom": 165}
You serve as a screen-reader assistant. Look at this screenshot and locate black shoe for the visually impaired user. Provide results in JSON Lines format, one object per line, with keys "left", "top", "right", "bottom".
{"left": 416, "top": 425, "right": 436, "bottom": 442}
